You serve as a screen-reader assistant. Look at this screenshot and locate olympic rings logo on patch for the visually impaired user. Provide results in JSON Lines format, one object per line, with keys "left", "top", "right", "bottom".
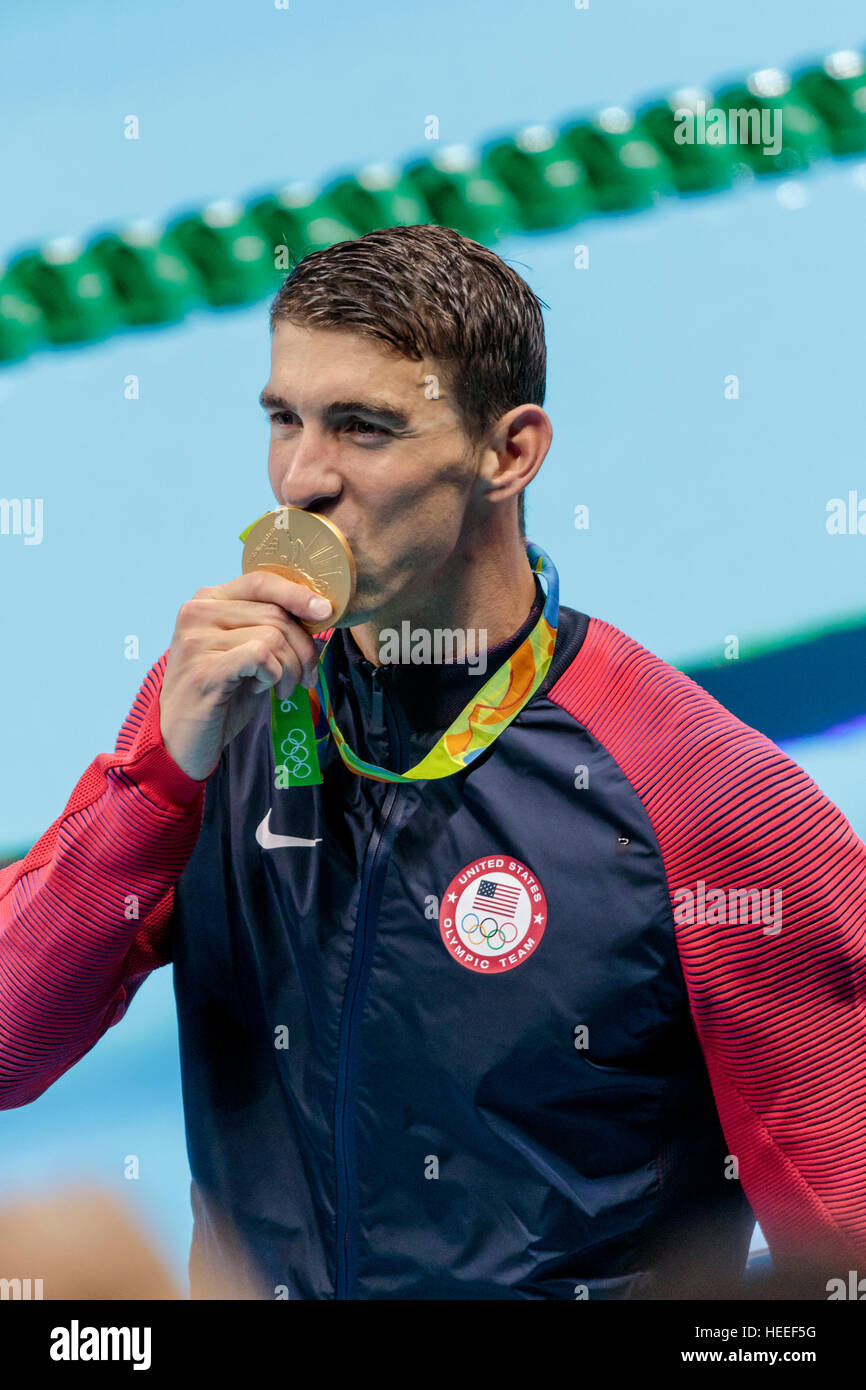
{"left": 279, "top": 725, "right": 312, "bottom": 779}
{"left": 438, "top": 855, "right": 547, "bottom": 974}
{"left": 459, "top": 914, "right": 520, "bottom": 950}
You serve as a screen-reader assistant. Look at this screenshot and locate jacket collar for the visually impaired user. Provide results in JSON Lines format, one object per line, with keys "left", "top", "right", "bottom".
{"left": 319, "top": 574, "right": 588, "bottom": 740}
{"left": 339, "top": 577, "right": 546, "bottom": 730}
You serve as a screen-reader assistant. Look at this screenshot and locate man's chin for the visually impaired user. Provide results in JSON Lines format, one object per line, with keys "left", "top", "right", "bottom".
{"left": 336, "top": 606, "right": 377, "bottom": 629}
{"left": 335, "top": 586, "right": 388, "bottom": 629}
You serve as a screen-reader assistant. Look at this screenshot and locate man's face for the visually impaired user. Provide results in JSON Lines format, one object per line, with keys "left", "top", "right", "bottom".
{"left": 261, "top": 321, "right": 480, "bottom": 625}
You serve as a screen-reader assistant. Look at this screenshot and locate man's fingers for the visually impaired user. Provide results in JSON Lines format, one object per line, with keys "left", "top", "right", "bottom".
{"left": 197, "top": 570, "right": 333, "bottom": 623}
{"left": 199, "top": 624, "right": 319, "bottom": 688}
{"left": 215, "top": 638, "right": 304, "bottom": 696}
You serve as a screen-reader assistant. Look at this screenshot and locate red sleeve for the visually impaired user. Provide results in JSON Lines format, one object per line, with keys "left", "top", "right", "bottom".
{"left": 0, "top": 651, "right": 208, "bottom": 1109}
{"left": 550, "top": 616, "right": 866, "bottom": 1267}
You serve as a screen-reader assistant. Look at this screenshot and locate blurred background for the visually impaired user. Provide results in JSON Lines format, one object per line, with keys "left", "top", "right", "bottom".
{"left": 1, "top": 0, "right": 865, "bottom": 1289}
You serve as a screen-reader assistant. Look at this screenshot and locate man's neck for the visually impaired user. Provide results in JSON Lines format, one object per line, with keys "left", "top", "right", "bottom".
{"left": 347, "top": 532, "right": 538, "bottom": 668}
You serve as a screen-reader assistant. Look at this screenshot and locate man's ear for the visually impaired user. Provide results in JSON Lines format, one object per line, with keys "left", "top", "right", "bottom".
{"left": 478, "top": 404, "right": 552, "bottom": 503}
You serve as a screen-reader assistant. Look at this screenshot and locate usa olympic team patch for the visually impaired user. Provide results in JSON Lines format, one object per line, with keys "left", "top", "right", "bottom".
{"left": 439, "top": 856, "right": 547, "bottom": 974}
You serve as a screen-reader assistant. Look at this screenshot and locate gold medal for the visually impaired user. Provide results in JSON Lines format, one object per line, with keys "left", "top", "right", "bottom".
{"left": 241, "top": 506, "right": 356, "bottom": 633}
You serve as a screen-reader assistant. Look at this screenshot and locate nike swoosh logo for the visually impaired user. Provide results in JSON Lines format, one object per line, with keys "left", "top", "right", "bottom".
{"left": 255, "top": 810, "right": 322, "bottom": 850}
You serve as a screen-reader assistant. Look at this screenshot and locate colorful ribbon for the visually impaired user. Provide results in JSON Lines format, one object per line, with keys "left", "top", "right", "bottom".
{"left": 311, "top": 540, "right": 559, "bottom": 784}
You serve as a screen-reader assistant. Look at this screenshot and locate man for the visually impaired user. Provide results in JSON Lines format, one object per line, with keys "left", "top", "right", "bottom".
{"left": 1, "top": 223, "right": 864, "bottom": 1300}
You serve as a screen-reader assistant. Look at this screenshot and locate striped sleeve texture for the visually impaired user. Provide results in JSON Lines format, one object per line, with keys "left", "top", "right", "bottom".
{"left": 0, "top": 652, "right": 207, "bottom": 1109}
{"left": 549, "top": 616, "right": 866, "bottom": 1267}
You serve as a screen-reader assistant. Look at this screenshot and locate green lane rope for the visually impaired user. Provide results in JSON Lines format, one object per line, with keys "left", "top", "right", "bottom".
{"left": 1, "top": 46, "right": 865, "bottom": 365}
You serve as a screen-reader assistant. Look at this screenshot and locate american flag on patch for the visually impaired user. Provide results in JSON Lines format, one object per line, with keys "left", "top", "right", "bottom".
{"left": 472, "top": 878, "right": 521, "bottom": 919}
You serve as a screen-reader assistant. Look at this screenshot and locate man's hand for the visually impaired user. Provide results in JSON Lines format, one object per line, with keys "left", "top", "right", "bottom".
{"left": 158, "top": 571, "right": 332, "bottom": 781}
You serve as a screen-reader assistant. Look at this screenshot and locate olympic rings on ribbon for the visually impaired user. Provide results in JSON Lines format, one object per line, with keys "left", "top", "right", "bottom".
{"left": 280, "top": 728, "right": 312, "bottom": 779}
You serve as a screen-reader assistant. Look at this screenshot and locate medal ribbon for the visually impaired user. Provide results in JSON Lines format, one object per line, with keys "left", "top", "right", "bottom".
{"left": 238, "top": 516, "right": 559, "bottom": 786}
{"left": 239, "top": 510, "right": 331, "bottom": 787}
{"left": 316, "top": 540, "right": 558, "bottom": 783}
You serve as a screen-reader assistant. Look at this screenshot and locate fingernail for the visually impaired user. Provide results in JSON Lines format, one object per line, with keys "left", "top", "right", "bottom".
{"left": 309, "top": 596, "right": 332, "bottom": 618}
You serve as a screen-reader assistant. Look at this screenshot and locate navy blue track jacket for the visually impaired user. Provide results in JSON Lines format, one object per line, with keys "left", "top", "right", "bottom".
{"left": 2, "top": 576, "right": 866, "bottom": 1298}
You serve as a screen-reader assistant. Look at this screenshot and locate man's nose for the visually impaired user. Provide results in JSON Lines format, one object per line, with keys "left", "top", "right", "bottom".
{"left": 274, "top": 432, "right": 342, "bottom": 510}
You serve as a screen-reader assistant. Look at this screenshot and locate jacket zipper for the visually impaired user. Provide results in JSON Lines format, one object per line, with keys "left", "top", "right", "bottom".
{"left": 370, "top": 668, "right": 385, "bottom": 736}
{"left": 334, "top": 666, "right": 404, "bottom": 1298}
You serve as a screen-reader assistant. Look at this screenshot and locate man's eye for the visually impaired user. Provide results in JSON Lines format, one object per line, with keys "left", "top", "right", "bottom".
{"left": 348, "top": 418, "right": 386, "bottom": 437}
{"left": 269, "top": 413, "right": 387, "bottom": 437}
